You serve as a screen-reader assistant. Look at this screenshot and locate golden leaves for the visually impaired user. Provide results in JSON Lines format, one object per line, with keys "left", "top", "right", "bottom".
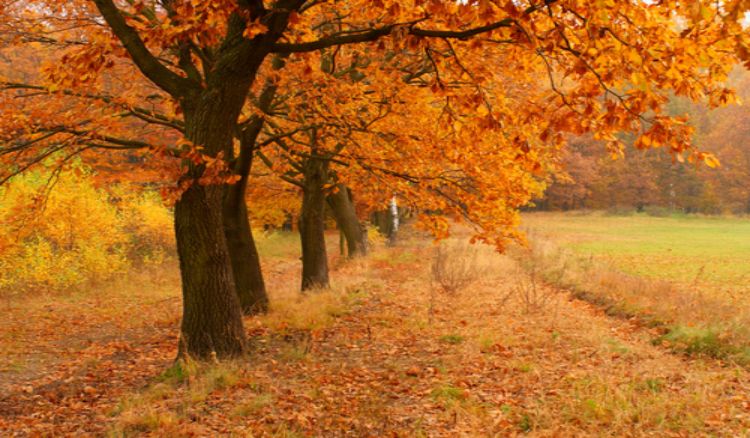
{"left": 242, "top": 19, "right": 269, "bottom": 40}
{"left": 3, "top": 0, "right": 747, "bottom": 250}
{"left": 693, "top": 151, "right": 722, "bottom": 169}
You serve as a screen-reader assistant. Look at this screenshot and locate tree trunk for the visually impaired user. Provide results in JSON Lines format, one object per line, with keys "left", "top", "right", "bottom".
{"left": 372, "top": 210, "right": 391, "bottom": 236}
{"left": 371, "top": 198, "right": 400, "bottom": 246}
{"left": 299, "top": 157, "right": 330, "bottom": 290}
{"left": 223, "top": 117, "right": 269, "bottom": 315}
{"left": 387, "top": 196, "right": 399, "bottom": 246}
{"left": 176, "top": 76, "right": 257, "bottom": 359}
{"left": 175, "top": 183, "right": 246, "bottom": 359}
{"left": 92, "top": 1, "right": 301, "bottom": 360}
{"left": 327, "top": 184, "right": 367, "bottom": 258}
{"left": 223, "top": 181, "right": 268, "bottom": 315}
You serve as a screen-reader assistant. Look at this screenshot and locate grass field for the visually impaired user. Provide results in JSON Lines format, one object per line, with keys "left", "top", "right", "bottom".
{"left": 522, "top": 212, "right": 750, "bottom": 293}
{"left": 521, "top": 211, "right": 750, "bottom": 364}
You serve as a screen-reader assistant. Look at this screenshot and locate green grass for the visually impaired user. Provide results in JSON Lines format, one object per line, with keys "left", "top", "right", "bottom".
{"left": 255, "top": 230, "right": 345, "bottom": 261}
{"left": 439, "top": 334, "right": 464, "bottom": 344}
{"left": 522, "top": 212, "right": 750, "bottom": 290}
{"left": 431, "top": 383, "right": 466, "bottom": 404}
{"left": 255, "top": 231, "right": 301, "bottom": 259}
{"left": 519, "top": 211, "right": 750, "bottom": 364}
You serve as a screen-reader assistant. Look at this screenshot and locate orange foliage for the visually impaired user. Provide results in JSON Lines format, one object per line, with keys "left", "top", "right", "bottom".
{"left": 1, "top": 0, "right": 745, "bottom": 247}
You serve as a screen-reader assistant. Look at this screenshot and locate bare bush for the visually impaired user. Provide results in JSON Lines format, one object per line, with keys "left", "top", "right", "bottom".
{"left": 431, "top": 241, "right": 487, "bottom": 294}
{"left": 512, "top": 262, "right": 556, "bottom": 313}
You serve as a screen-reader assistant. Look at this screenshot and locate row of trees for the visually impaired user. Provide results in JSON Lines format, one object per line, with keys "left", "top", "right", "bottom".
{"left": 1, "top": 1, "right": 749, "bottom": 359}
{"left": 539, "top": 70, "right": 750, "bottom": 214}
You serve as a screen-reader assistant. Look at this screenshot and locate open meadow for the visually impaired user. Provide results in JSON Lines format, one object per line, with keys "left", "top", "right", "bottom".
{"left": 521, "top": 212, "right": 750, "bottom": 366}
{"left": 522, "top": 212, "right": 750, "bottom": 290}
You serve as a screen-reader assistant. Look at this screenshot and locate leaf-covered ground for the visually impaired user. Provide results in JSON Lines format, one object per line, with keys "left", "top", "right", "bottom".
{"left": 2, "top": 231, "right": 750, "bottom": 436}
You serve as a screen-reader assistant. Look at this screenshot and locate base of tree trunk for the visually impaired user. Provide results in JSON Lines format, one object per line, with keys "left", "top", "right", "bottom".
{"left": 175, "top": 184, "right": 247, "bottom": 359}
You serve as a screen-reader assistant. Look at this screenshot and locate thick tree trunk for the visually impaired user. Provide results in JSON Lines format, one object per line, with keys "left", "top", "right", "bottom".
{"left": 327, "top": 184, "right": 367, "bottom": 258}
{"left": 223, "top": 118, "right": 269, "bottom": 315}
{"left": 93, "top": 0, "right": 301, "bottom": 360}
{"left": 223, "top": 182, "right": 268, "bottom": 315}
{"left": 176, "top": 76, "right": 257, "bottom": 359}
{"left": 175, "top": 183, "right": 246, "bottom": 359}
{"left": 299, "top": 158, "right": 330, "bottom": 290}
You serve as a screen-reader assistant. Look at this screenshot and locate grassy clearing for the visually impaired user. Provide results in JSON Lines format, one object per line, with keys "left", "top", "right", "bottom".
{"left": 255, "top": 230, "right": 301, "bottom": 260}
{"left": 520, "top": 211, "right": 750, "bottom": 364}
{"left": 522, "top": 211, "right": 750, "bottom": 288}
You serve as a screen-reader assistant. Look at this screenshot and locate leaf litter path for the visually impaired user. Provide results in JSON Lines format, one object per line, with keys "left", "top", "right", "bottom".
{"left": 2, "top": 237, "right": 750, "bottom": 436}
{"left": 0, "top": 270, "right": 182, "bottom": 436}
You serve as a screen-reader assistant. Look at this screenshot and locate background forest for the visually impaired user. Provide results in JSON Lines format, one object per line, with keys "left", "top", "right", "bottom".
{"left": 540, "top": 70, "right": 750, "bottom": 214}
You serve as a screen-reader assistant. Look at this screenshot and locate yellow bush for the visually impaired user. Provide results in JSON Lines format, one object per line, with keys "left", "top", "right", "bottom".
{"left": 120, "top": 190, "right": 175, "bottom": 263}
{"left": 0, "top": 165, "right": 173, "bottom": 294}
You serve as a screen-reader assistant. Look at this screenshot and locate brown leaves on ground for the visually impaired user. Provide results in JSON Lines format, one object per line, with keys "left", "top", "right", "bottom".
{"left": 3, "top": 235, "right": 750, "bottom": 436}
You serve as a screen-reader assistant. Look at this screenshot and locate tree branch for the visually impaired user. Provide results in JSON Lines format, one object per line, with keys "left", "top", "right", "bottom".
{"left": 271, "top": 2, "right": 555, "bottom": 53}
{"left": 92, "top": 0, "right": 199, "bottom": 98}
{"left": 1, "top": 81, "right": 185, "bottom": 132}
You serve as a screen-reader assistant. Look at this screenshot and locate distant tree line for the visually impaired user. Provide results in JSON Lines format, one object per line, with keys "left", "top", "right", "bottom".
{"left": 537, "top": 71, "right": 750, "bottom": 215}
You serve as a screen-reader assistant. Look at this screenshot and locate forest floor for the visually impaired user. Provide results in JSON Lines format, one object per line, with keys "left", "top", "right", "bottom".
{"left": 2, "top": 229, "right": 750, "bottom": 437}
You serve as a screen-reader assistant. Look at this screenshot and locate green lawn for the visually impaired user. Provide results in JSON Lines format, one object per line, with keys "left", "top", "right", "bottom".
{"left": 521, "top": 212, "right": 750, "bottom": 292}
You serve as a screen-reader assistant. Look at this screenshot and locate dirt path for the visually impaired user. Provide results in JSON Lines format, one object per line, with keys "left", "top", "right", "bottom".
{"left": 2, "top": 237, "right": 750, "bottom": 436}
{"left": 229, "top": 243, "right": 750, "bottom": 436}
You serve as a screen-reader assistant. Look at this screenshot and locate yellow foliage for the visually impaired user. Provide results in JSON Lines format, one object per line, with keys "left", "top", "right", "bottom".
{"left": 0, "top": 166, "right": 173, "bottom": 294}
{"left": 120, "top": 190, "right": 175, "bottom": 262}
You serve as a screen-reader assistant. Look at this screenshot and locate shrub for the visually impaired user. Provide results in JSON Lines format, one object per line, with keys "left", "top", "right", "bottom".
{"left": 120, "top": 190, "right": 175, "bottom": 264}
{"left": 642, "top": 205, "right": 673, "bottom": 217}
{"left": 0, "top": 165, "right": 173, "bottom": 295}
{"left": 604, "top": 205, "right": 634, "bottom": 216}
{"left": 431, "top": 241, "right": 486, "bottom": 293}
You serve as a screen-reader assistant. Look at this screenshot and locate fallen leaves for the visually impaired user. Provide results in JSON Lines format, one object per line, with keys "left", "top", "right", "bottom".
{"left": 4, "top": 235, "right": 750, "bottom": 436}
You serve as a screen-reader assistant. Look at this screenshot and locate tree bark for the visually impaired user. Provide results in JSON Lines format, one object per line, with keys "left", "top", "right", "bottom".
{"left": 175, "top": 183, "right": 246, "bottom": 359}
{"left": 371, "top": 197, "right": 400, "bottom": 246}
{"left": 222, "top": 117, "right": 273, "bottom": 315}
{"left": 176, "top": 77, "right": 258, "bottom": 359}
{"left": 223, "top": 172, "right": 268, "bottom": 315}
{"left": 387, "top": 197, "right": 400, "bottom": 246}
{"left": 299, "top": 157, "right": 330, "bottom": 290}
{"left": 372, "top": 210, "right": 391, "bottom": 236}
{"left": 327, "top": 184, "right": 367, "bottom": 258}
{"left": 221, "top": 57, "right": 287, "bottom": 314}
